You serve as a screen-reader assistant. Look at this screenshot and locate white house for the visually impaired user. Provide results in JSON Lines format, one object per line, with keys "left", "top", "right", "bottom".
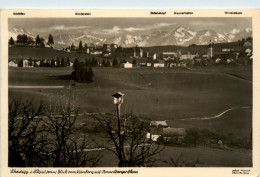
{"left": 8, "top": 60, "right": 18, "bottom": 67}
{"left": 23, "top": 59, "right": 30, "bottom": 67}
{"left": 215, "top": 58, "right": 222, "bottom": 64}
{"left": 147, "top": 62, "right": 152, "bottom": 67}
{"left": 227, "top": 58, "right": 234, "bottom": 63}
{"left": 34, "top": 60, "right": 41, "bottom": 66}
{"left": 121, "top": 62, "right": 133, "bottom": 68}
{"left": 162, "top": 52, "right": 178, "bottom": 61}
{"left": 245, "top": 48, "right": 252, "bottom": 55}
{"left": 154, "top": 60, "right": 165, "bottom": 68}
{"left": 180, "top": 51, "right": 197, "bottom": 60}
{"left": 90, "top": 51, "right": 102, "bottom": 55}
{"left": 222, "top": 48, "right": 233, "bottom": 52}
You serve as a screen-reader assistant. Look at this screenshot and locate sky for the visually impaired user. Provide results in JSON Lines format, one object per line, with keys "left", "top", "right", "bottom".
{"left": 9, "top": 17, "right": 252, "bottom": 37}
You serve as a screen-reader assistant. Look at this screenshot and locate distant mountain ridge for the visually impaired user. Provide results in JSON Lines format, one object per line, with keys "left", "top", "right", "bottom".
{"left": 9, "top": 26, "right": 252, "bottom": 48}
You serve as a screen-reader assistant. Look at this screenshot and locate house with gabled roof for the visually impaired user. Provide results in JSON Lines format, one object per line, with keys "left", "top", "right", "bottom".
{"left": 147, "top": 121, "right": 186, "bottom": 142}
{"left": 8, "top": 60, "right": 18, "bottom": 67}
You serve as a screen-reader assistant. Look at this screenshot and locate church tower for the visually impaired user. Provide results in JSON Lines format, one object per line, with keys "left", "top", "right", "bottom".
{"left": 140, "top": 48, "right": 143, "bottom": 58}
{"left": 208, "top": 40, "right": 213, "bottom": 59}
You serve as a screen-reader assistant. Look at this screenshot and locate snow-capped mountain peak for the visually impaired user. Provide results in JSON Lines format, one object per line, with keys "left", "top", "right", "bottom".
{"left": 173, "top": 27, "right": 197, "bottom": 45}
{"left": 9, "top": 26, "right": 32, "bottom": 39}
{"left": 245, "top": 27, "right": 252, "bottom": 33}
{"left": 230, "top": 28, "right": 241, "bottom": 34}
{"left": 8, "top": 25, "right": 252, "bottom": 48}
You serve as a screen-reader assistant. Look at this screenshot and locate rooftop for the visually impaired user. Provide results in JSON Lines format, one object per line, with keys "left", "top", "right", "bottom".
{"left": 150, "top": 121, "right": 168, "bottom": 127}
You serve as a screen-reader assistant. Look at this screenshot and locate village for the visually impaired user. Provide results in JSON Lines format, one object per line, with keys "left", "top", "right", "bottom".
{"left": 8, "top": 36, "right": 252, "bottom": 69}
{"left": 7, "top": 17, "right": 254, "bottom": 168}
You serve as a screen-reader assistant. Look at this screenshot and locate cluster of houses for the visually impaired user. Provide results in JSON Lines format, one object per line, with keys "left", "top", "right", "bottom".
{"left": 64, "top": 43, "right": 118, "bottom": 58}
{"left": 120, "top": 40, "right": 252, "bottom": 68}
{"left": 8, "top": 58, "right": 73, "bottom": 68}
{"left": 146, "top": 121, "right": 186, "bottom": 143}
{"left": 10, "top": 40, "right": 252, "bottom": 68}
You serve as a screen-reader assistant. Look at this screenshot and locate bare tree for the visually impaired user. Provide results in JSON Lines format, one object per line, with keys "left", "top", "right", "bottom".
{"left": 8, "top": 98, "right": 101, "bottom": 167}
{"left": 92, "top": 109, "right": 163, "bottom": 167}
{"left": 8, "top": 99, "right": 49, "bottom": 167}
{"left": 44, "top": 99, "right": 100, "bottom": 167}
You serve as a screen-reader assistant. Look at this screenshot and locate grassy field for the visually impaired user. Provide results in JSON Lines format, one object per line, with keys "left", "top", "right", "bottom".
{"left": 9, "top": 66, "right": 252, "bottom": 115}
{"left": 8, "top": 65, "right": 252, "bottom": 167}
{"left": 9, "top": 66, "right": 252, "bottom": 135}
{"left": 91, "top": 145, "right": 252, "bottom": 167}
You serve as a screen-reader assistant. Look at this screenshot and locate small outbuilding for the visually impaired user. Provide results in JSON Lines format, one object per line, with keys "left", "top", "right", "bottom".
{"left": 8, "top": 60, "right": 18, "bottom": 67}
{"left": 120, "top": 62, "right": 133, "bottom": 68}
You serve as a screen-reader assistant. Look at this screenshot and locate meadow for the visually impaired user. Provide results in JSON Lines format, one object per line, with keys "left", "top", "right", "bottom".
{"left": 96, "top": 145, "right": 252, "bottom": 167}
{"left": 9, "top": 66, "right": 252, "bottom": 134}
{"left": 9, "top": 66, "right": 251, "bottom": 114}
{"left": 8, "top": 65, "right": 252, "bottom": 166}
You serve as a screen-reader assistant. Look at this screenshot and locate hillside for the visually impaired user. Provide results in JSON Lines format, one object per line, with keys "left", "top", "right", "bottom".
{"left": 8, "top": 40, "right": 249, "bottom": 61}
{"left": 9, "top": 46, "right": 102, "bottom": 61}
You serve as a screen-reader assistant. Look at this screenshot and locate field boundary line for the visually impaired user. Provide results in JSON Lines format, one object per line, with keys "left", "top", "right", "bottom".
{"left": 9, "top": 85, "right": 65, "bottom": 89}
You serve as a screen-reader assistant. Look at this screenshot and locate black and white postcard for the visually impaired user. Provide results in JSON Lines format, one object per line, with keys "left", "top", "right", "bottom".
{"left": 1, "top": 9, "right": 259, "bottom": 177}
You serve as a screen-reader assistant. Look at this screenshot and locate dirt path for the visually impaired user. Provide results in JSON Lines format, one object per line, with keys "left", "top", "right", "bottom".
{"left": 9, "top": 85, "right": 65, "bottom": 89}
{"left": 181, "top": 106, "right": 252, "bottom": 120}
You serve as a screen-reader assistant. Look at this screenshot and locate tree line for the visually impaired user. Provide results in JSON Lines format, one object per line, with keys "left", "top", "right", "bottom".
{"left": 9, "top": 34, "right": 54, "bottom": 47}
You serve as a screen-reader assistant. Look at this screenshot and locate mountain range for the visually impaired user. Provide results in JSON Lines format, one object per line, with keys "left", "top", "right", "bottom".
{"left": 9, "top": 26, "right": 252, "bottom": 49}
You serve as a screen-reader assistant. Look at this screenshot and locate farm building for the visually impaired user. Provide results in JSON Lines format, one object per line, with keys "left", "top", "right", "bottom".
{"left": 147, "top": 121, "right": 168, "bottom": 141}
{"left": 121, "top": 62, "right": 133, "bottom": 68}
{"left": 162, "top": 127, "right": 187, "bottom": 142}
{"left": 146, "top": 121, "right": 186, "bottom": 142}
{"left": 8, "top": 60, "right": 18, "bottom": 67}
